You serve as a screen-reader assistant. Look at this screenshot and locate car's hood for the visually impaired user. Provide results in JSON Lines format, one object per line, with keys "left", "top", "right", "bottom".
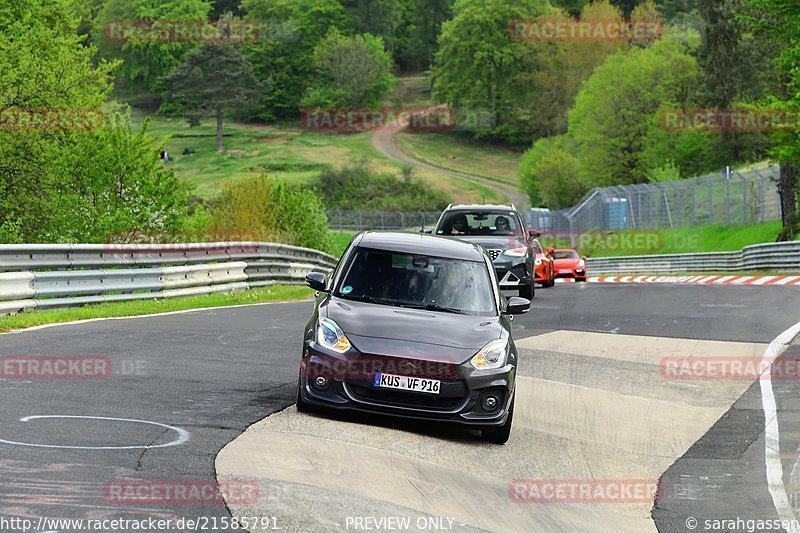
{"left": 322, "top": 298, "right": 503, "bottom": 360}
{"left": 554, "top": 258, "right": 582, "bottom": 268}
{"left": 450, "top": 235, "right": 526, "bottom": 251}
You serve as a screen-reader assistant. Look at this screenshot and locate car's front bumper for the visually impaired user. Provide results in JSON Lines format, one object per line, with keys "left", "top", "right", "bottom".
{"left": 493, "top": 258, "right": 531, "bottom": 289}
{"left": 555, "top": 267, "right": 586, "bottom": 280}
{"left": 299, "top": 343, "right": 515, "bottom": 429}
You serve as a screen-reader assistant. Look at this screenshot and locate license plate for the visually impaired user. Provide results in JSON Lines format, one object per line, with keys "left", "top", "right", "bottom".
{"left": 374, "top": 373, "right": 441, "bottom": 395}
{"left": 559, "top": 269, "right": 572, "bottom": 274}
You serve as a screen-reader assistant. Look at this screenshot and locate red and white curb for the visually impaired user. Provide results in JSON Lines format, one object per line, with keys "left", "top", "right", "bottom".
{"left": 568, "top": 275, "right": 800, "bottom": 286}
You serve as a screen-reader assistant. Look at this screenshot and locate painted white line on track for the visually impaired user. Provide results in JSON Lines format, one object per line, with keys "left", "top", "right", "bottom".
{"left": 760, "top": 320, "right": 800, "bottom": 532}
{"left": 0, "top": 415, "right": 191, "bottom": 450}
{"left": 1, "top": 299, "right": 312, "bottom": 336}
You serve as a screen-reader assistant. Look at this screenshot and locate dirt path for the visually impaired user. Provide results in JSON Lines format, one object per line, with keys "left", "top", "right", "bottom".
{"left": 371, "top": 127, "right": 529, "bottom": 209}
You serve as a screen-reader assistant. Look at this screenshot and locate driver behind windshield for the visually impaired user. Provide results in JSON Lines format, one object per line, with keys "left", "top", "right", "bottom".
{"left": 449, "top": 214, "right": 468, "bottom": 235}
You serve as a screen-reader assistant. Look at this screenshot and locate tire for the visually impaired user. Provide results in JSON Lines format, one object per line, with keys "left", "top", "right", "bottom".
{"left": 481, "top": 398, "right": 514, "bottom": 444}
{"left": 295, "top": 377, "right": 316, "bottom": 413}
{"left": 519, "top": 280, "right": 534, "bottom": 299}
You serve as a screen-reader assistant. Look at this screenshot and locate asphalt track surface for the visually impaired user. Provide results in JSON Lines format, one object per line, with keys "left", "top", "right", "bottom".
{"left": 1, "top": 284, "right": 799, "bottom": 532}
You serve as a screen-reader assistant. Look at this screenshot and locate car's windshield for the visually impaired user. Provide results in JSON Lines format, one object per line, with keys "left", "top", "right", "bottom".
{"left": 436, "top": 211, "right": 520, "bottom": 236}
{"left": 336, "top": 248, "right": 496, "bottom": 316}
{"left": 554, "top": 250, "right": 580, "bottom": 259}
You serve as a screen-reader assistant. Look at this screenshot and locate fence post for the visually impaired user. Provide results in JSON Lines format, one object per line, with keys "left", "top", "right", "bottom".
{"left": 379, "top": 212, "right": 385, "bottom": 230}
{"left": 338, "top": 211, "right": 343, "bottom": 232}
{"left": 691, "top": 184, "right": 696, "bottom": 226}
{"left": 740, "top": 173, "right": 747, "bottom": 225}
{"left": 725, "top": 170, "right": 731, "bottom": 225}
{"left": 399, "top": 212, "right": 405, "bottom": 229}
{"left": 358, "top": 211, "right": 363, "bottom": 230}
{"left": 755, "top": 170, "right": 766, "bottom": 223}
{"left": 708, "top": 179, "right": 713, "bottom": 225}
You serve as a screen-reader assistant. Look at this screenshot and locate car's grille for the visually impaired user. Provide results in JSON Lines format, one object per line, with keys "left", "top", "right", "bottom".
{"left": 349, "top": 384, "right": 465, "bottom": 410}
{"left": 487, "top": 249, "right": 503, "bottom": 261}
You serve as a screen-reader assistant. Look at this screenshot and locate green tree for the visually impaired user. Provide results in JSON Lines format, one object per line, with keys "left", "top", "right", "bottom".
{"left": 341, "top": 0, "right": 406, "bottom": 60}
{"left": 242, "top": 0, "right": 348, "bottom": 120}
{"left": 0, "top": 0, "right": 115, "bottom": 241}
{"left": 302, "top": 30, "right": 395, "bottom": 109}
{"left": 568, "top": 28, "right": 702, "bottom": 187}
{"left": 164, "top": 43, "right": 260, "bottom": 151}
{"left": 519, "top": 136, "right": 584, "bottom": 208}
{"left": 44, "top": 111, "right": 192, "bottom": 242}
{"left": 93, "top": 0, "right": 211, "bottom": 93}
{"left": 525, "top": 1, "right": 629, "bottom": 139}
{"left": 405, "top": 0, "right": 454, "bottom": 70}
{"left": 431, "top": 0, "right": 551, "bottom": 144}
{"left": 742, "top": 0, "right": 800, "bottom": 238}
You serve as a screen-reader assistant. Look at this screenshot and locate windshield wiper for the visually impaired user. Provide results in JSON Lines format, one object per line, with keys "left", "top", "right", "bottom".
{"left": 400, "top": 302, "right": 467, "bottom": 315}
{"left": 339, "top": 294, "right": 402, "bottom": 307}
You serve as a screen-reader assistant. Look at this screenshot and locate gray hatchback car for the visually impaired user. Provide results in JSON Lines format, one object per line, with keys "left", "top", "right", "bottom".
{"left": 297, "top": 232, "right": 530, "bottom": 443}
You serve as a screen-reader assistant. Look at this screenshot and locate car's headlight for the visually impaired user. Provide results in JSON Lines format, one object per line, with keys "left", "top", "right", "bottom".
{"left": 534, "top": 258, "right": 543, "bottom": 266}
{"left": 317, "top": 317, "right": 352, "bottom": 353}
{"left": 504, "top": 247, "right": 527, "bottom": 257}
{"left": 470, "top": 339, "right": 508, "bottom": 370}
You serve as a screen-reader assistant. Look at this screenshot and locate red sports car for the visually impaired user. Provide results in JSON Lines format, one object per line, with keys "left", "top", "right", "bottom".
{"left": 552, "top": 249, "right": 587, "bottom": 282}
{"left": 532, "top": 240, "right": 555, "bottom": 288}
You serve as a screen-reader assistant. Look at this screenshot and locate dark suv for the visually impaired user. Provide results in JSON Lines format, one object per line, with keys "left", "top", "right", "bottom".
{"left": 433, "top": 204, "right": 539, "bottom": 299}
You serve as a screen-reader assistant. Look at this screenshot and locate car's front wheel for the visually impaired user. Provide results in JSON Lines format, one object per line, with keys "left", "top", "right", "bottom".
{"left": 481, "top": 398, "right": 514, "bottom": 444}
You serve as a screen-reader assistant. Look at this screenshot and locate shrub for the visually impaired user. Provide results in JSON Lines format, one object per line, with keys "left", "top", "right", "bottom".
{"left": 317, "top": 159, "right": 450, "bottom": 211}
{"left": 208, "top": 175, "right": 334, "bottom": 253}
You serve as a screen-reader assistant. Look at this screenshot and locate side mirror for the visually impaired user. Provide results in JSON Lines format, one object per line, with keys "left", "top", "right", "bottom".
{"left": 546, "top": 247, "right": 554, "bottom": 255}
{"left": 504, "top": 296, "right": 530, "bottom": 315}
{"left": 581, "top": 256, "right": 586, "bottom": 261}
{"left": 420, "top": 228, "right": 432, "bottom": 234}
{"left": 528, "top": 229, "right": 542, "bottom": 240}
{"left": 305, "top": 272, "right": 327, "bottom": 292}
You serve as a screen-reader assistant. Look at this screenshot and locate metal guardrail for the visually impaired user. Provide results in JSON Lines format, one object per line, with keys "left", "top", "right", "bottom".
{"left": 586, "top": 241, "right": 800, "bottom": 275}
{"left": 0, "top": 242, "right": 338, "bottom": 315}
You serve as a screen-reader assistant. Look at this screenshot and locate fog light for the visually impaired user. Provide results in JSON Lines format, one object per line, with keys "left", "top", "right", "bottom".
{"left": 313, "top": 376, "right": 330, "bottom": 390}
{"left": 482, "top": 395, "right": 499, "bottom": 411}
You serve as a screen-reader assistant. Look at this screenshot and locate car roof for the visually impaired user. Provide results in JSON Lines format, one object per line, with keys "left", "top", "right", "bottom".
{"left": 354, "top": 231, "right": 487, "bottom": 262}
{"left": 554, "top": 248, "right": 578, "bottom": 253}
{"left": 445, "top": 204, "right": 516, "bottom": 212}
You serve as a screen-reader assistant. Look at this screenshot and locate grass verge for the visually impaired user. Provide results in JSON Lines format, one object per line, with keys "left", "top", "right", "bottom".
{"left": 542, "top": 221, "right": 788, "bottom": 258}
{"left": 394, "top": 131, "right": 521, "bottom": 186}
{"left": 0, "top": 285, "right": 314, "bottom": 333}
